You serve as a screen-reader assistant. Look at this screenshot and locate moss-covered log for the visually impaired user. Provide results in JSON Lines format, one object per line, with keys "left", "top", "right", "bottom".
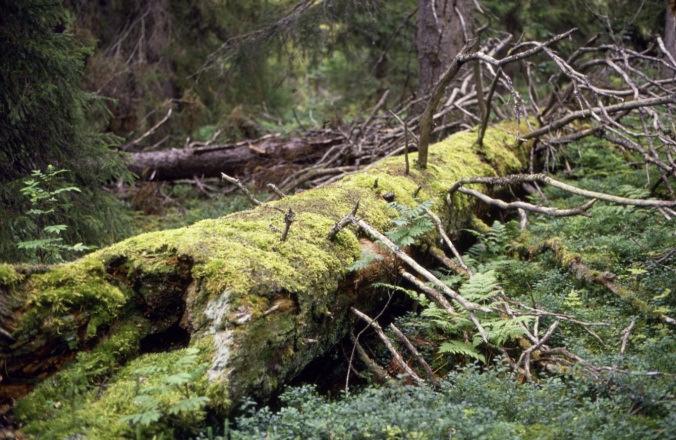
{"left": 0, "top": 123, "right": 530, "bottom": 438}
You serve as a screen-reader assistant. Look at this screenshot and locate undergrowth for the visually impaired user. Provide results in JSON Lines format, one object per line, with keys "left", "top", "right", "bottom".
{"left": 207, "top": 139, "right": 674, "bottom": 439}
{"left": 222, "top": 364, "right": 673, "bottom": 440}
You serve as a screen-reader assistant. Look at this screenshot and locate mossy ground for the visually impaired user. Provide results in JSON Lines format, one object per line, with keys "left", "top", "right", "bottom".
{"left": 218, "top": 136, "right": 674, "bottom": 439}
{"left": 8, "top": 123, "right": 531, "bottom": 437}
{"left": 17, "top": 333, "right": 216, "bottom": 439}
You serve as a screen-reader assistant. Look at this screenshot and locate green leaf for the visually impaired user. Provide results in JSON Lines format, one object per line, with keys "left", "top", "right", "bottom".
{"left": 122, "top": 409, "right": 162, "bottom": 427}
{"left": 168, "top": 396, "right": 210, "bottom": 415}
{"left": 438, "top": 340, "right": 485, "bottom": 363}
{"left": 43, "top": 224, "right": 68, "bottom": 234}
{"left": 17, "top": 238, "right": 62, "bottom": 250}
{"left": 165, "top": 372, "right": 192, "bottom": 386}
{"left": 459, "top": 270, "right": 500, "bottom": 302}
{"left": 348, "top": 248, "right": 383, "bottom": 271}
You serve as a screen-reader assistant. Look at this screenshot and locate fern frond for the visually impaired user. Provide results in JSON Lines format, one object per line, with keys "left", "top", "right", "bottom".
{"left": 459, "top": 270, "right": 500, "bottom": 302}
{"left": 438, "top": 340, "right": 486, "bottom": 363}
{"left": 348, "top": 248, "right": 383, "bottom": 271}
{"left": 385, "top": 201, "right": 435, "bottom": 246}
{"left": 479, "top": 316, "right": 532, "bottom": 346}
{"left": 372, "top": 282, "right": 430, "bottom": 307}
{"left": 421, "top": 305, "right": 471, "bottom": 333}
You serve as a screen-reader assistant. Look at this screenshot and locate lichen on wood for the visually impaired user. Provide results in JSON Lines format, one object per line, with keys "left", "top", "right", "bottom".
{"left": 1, "top": 122, "right": 531, "bottom": 438}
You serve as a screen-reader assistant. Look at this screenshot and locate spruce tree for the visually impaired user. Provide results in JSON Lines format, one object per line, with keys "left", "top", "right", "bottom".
{"left": 0, "top": 0, "right": 131, "bottom": 261}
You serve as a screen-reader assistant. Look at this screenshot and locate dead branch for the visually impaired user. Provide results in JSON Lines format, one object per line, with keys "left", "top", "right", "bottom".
{"left": 429, "top": 246, "right": 469, "bottom": 276}
{"left": 619, "top": 317, "right": 636, "bottom": 355}
{"left": 518, "top": 320, "right": 560, "bottom": 381}
{"left": 457, "top": 186, "right": 596, "bottom": 217}
{"left": 388, "top": 323, "right": 439, "bottom": 385}
{"left": 328, "top": 201, "right": 360, "bottom": 241}
{"left": 266, "top": 183, "right": 286, "bottom": 199}
{"left": 523, "top": 95, "right": 676, "bottom": 140}
{"left": 122, "top": 107, "right": 173, "bottom": 151}
{"left": 221, "top": 172, "right": 263, "bottom": 207}
{"left": 280, "top": 208, "right": 295, "bottom": 241}
{"left": 449, "top": 174, "right": 676, "bottom": 209}
{"left": 477, "top": 68, "right": 503, "bottom": 147}
{"left": 352, "top": 217, "right": 490, "bottom": 342}
{"left": 351, "top": 307, "right": 424, "bottom": 385}
{"left": 423, "top": 207, "right": 471, "bottom": 273}
{"left": 400, "top": 269, "right": 456, "bottom": 314}
{"left": 350, "top": 332, "right": 395, "bottom": 384}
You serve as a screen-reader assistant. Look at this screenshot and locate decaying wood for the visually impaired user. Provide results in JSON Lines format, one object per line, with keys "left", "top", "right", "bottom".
{"left": 1, "top": 123, "right": 532, "bottom": 435}
{"left": 128, "top": 132, "right": 343, "bottom": 181}
{"left": 531, "top": 239, "right": 675, "bottom": 325}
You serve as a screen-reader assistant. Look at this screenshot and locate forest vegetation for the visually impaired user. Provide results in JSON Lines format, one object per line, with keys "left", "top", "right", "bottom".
{"left": 0, "top": 0, "right": 675, "bottom": 439}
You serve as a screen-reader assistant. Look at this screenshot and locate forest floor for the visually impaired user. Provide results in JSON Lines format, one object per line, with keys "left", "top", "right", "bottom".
{"left": 125, "top": 137, "right": 674, "bottom": 439}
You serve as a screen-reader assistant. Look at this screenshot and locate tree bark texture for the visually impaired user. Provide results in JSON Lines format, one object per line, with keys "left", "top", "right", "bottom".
{"left": 416, "top": 0, "right": 472, "bottom": 100}
{"left": 666, "top": 0, "right": 676, "bottom": 59}
{"left": 127, "top": 132, "right": 343, "bottom": 181}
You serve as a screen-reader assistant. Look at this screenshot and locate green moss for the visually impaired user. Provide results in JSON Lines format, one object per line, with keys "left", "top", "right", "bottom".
{"left": 0, "top": 263, "right": 21, "bottom": 285}
{"left": 12, "top": 256, "right": 129, "bottom": 347}
{"left": 16, "top": 318, "right": 149, "bottom": 435}
{"left": 19, "top": 335, "right": 215, "bottom": 439}
{"left": 11, "top": 123, "right": 532, "bottom": 437}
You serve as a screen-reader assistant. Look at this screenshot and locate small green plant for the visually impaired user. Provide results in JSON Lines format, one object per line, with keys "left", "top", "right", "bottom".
{"left": 17, "top": 165, "right": 91, "bottom": 262}
{"left": 122, "top": 347, "right": 210, "bottom": 438}
{"left": 348, "top": 201, "right": 434, "bottom": 272}
{"left": 385, "top": 201, "right": 434, "bottom": 247}
{"left": 466, "top": 220, "right": 517, "bottom": 265}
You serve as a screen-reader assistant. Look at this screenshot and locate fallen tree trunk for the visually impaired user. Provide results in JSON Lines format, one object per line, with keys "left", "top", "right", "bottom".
{"left": 127, "top": 132, "right": 343, "bottom": 180}
{"left": 0, "top": 123, "right": 530, "bottom": 438}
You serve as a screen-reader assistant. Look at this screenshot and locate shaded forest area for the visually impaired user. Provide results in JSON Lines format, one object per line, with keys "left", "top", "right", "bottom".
{"left": 0, "top": 0, "right": 675, "bottom": 439}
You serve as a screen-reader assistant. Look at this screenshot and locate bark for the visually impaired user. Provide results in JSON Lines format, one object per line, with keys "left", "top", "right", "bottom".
{"left": 667, "top": 0, "right": 676, "bottom": 60}
{"left": 416, "top": 0, "right": 472, "bottom": 100}
{"left": 127, "top": 132, "right": 343, "bottom": 180}
{"left": 0, "top": 123, "right": 532, "bottom": 438}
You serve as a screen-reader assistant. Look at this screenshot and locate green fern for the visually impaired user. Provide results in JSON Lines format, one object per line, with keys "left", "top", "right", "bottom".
{"left": 121, "top": 347, "right": 210, "bottom": 432}
{"left": 438, "top": 340, "right": 486, "bottom": 363}
{"left": 373, "top": 282, "right": 430, "bottom": 307}
{"left": 348, "top": 248, "right": 383, "bottom": 271}
{"left": 466, "top": 221, "right": 516, "bottom": 261}
{"left": 459, "top": 270, "right": 500, "bottom": 302}
{"left": 479, "top": 316, "right": 532, "bottom": 346}
{"left": 385, "top": 201, "right": 434, "bottom": 247}
{"left": 421, "top": 305, "right": 471, "bottom": 334}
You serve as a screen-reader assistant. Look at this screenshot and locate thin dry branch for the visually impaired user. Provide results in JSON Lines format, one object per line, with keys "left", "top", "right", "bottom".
{"left": 523, "top": 95, "right": 676, "bottom": 140}
{"left": 619, "top": 317, "right": 636, "bottom": 356}
{"left": 350, "top": 332, "right": 395, "bottom": 384}
{"left": 456, "top": 187, "right": 596, "bottom": 217}
{"left": 353, "top": 218, "right": 490, "bottom": 342}
{"left": 351, "top": 307, "right": 424, "bottom": 385}
{"left": 400, "top": 269, "right": 456, "bottom": 313}
{"left": 122, "top": 107, "right": 173, "bottom": 151}
{"left": 266, "top": 183, "right": 287, "bottom": 199}
{"left": 221, "top": 172, "right": 263, "bottom": 206}
{"left": 388, "top": 323, "right": 439, "bottom": 385}
{"left": 423, "top": 207, "right": 471, "bottom": 272}
{"left": 450, "top": 174, "right": 676, "bottom": 209}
